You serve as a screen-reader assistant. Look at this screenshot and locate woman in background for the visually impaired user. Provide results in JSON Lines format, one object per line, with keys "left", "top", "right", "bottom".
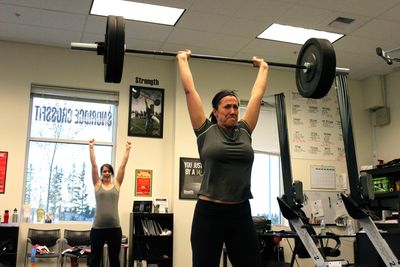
{"left": 89, "top": 139, "right": 132, "bottom": 267}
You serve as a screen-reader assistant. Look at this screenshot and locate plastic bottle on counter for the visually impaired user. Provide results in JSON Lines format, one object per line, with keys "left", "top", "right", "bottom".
{"left": 12, "top": 208, "right": 18, "bottom": 223}
{"left": 347, "top": 219, "right": 355, "bottom": 235}
{"left": 320, "top": 219, "right": 326, "bottom": 236}
{"left": 3, "top": 210, "right": 9, "bottom": 223}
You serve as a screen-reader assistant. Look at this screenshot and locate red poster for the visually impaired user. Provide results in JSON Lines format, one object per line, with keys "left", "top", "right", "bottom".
{"left": 135, "top": 169, "right": 152, "bottom": 197}
{"left": 0, "top": 151, "right": 8, "bottom": 194}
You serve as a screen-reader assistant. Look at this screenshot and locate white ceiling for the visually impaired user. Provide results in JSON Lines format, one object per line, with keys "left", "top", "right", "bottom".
{"left": 1, "top": 0, "right": 400, "bottom": 80}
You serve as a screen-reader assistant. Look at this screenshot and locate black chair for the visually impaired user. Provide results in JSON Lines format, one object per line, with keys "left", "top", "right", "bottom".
{"left": 61, "top": 229, "right": 91, "bottom": 267}
{"left": 25, "top": 228, "right": 62, "bottom": 267}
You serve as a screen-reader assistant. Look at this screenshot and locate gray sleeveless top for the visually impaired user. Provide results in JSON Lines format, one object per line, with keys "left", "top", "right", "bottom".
{"left": 92, "top": 186, "right": 120, "bottom": 228}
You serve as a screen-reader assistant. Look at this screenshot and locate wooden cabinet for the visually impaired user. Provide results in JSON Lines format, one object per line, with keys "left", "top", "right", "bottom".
{"left": 128, "top": 213, "right": 173, "bottom": 267}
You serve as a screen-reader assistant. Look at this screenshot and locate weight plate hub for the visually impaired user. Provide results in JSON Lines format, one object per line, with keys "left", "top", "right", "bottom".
{"left": 296, "top": 38, "right": 336, "bottom": 99}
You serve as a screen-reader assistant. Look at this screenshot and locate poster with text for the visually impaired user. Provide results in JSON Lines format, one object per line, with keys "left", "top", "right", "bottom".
{"left": 179, "top": 157, "right": 203, "bottom": 199}
{"left": 290, "top": 90, "right": 345, "bottom": 161}
{"left": 135, "top": 169, "right": 152, "bottom": 197}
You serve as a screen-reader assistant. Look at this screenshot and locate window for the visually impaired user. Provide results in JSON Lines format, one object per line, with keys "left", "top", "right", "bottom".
{"left": 240, "top": 98, "right": 283, "bottom": 225}
{"left": 24, "top": 84, "right": 118, "bottom": 222}
{"left": 251, "top": 152, "right": 282, "bottom": 224}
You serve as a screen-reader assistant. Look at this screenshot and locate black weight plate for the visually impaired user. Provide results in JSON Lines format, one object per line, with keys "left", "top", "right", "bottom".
{"left": 295, "top": 38, "right": 336, "bottom": 99}
{"left": 104, "top": 15, "right": 125, "bottom": 83}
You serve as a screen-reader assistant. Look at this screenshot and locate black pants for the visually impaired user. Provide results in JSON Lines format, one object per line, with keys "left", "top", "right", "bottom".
{"left": 90, "top": 227, "right": 122, "bottom": 267}
{"left": 191, "top": 199, "right": 261, "bottom": 267}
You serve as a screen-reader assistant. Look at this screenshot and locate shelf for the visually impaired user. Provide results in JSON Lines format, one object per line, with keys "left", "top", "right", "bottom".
{"left": 364, "top": 165, "right": 400, "bottom": 177}
{"left": 132, "top": 213, "right": 173, "bottom": 218}
{"left": 374, "top": 192, "right": 400, "bottom": 199}
{"left": 129, "top": 212, "right": 173, "bottom": 267}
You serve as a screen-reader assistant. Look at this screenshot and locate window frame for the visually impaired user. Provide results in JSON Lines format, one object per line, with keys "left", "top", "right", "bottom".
{"left": 23, "top": 84, "right": 119, "bottom": 222}
{"left": 240, "top": 100, "right": 284, "bottom": 225}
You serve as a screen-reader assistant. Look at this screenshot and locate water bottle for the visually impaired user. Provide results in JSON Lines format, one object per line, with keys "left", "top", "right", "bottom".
{"left": 347, "top": 219, "right": 355, "bottom": 235}
{"left": 12, "top": 208, "right": 18, "bottom": 223}
{"left": 3, "top": 210, "right": 9, "bottom": 223}
{"left": 320, "top": 219, "right": 326, "bottom": 235}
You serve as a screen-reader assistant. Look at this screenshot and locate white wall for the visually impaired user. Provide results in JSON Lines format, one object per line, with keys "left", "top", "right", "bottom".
{"left": 0, "top": 40, "right": 375, "bottom": 267}
{"left": 374, "top": 70, "right": 400, "bottom": 162}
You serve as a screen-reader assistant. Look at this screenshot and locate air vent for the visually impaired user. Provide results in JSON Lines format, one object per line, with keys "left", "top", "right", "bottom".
{"left": 328, "top": 17, "right": 355, "bottom": 29}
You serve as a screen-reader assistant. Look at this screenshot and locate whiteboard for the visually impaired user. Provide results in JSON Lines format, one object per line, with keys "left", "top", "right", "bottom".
{"left": 302, "top": 190, "right": 345, "bottom": 224}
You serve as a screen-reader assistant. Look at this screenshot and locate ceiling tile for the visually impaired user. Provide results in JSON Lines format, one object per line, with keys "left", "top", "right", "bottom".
{"left": 190, "top": 0, "right": 243, "bottom": 16}
{"left": 0, "top": 22, "right": 82, "bottom": 47}
{"left": 166, "top": 28, "right": 252, "bottom": 52}
{"left": 232, "top": 0, "right": 294, "bottom": 23}
{"left": 378, "top": 2, "right": 400, "bottom": 22}
{"left": 175, "top": 10, "right": 229, "bottom": 32}
{"left": 297, "top": 0, "right": 400, "bottom": 17}
{"left": 125, "top": 21, "right": 174, "bottom": 42}
{"left": 40, "top": 0, "right": 92, "bottom": 14}
{"left": 352, "top": 19, "right": 400, "bottom": 43}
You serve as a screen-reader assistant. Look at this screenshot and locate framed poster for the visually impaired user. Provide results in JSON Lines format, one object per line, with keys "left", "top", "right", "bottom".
{"left": 0, "top": 151, "right": 8, "bottom": 194}
{"left": 135, "top": 169, "right": 152, "bottom": 197}
{"left": 128, "top": 86, "right": 164, "bottom": 138}
{"left": 179, "top": 157, "right": 204, "bottom": 200}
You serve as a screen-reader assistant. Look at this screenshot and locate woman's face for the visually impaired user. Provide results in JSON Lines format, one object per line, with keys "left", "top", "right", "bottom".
{"left": 213, "top": 95, "right": 239, "bottom": 129}
{"left": 101, "top": 166, "right": 113, "bottom": 180}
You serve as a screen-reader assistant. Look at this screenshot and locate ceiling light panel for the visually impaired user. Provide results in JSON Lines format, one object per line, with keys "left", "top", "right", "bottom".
{"left": 91, "top": 0, "right": 185, "bottom": 26}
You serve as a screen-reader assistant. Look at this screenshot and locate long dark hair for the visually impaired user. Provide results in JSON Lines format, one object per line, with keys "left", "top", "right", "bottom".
{"left": 100, "top": 164, "right": 114, "bottom": 176}
{"left": 209, "top": 90, "right": 239, "bottom": 123}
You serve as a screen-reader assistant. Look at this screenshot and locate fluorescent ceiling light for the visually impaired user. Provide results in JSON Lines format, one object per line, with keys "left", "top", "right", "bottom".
{"left": 257, "top": 23, "right": 344, "bottom": 44}
{"left": 91, "top": 0, "right": 185, "bottom": 26}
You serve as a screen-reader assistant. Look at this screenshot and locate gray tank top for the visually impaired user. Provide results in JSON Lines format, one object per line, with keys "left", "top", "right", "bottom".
{"left": 92, "top": 185, "right": 120, "bottom": 228}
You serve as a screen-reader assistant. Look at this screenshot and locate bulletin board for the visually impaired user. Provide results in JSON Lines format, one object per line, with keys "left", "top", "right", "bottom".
{"left": 302, "top": 190, "right": 346, "bottom": 224}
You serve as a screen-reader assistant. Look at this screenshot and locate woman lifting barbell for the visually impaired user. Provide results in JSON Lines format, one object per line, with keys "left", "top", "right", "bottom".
{"left": 177, "top": 49, "right": 269, "bottom": 267}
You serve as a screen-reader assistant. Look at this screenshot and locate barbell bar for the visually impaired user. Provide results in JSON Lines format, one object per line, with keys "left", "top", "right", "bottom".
{"left": 71, "top": 42, "right": 307, "bottom": 69}
{"left": 71, "top": 15, "right": 337, "bottom": 99}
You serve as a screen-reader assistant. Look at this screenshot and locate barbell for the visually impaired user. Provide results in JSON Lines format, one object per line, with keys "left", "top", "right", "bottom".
{"left": 71, "top": 15, "right": 336, "bottom": 99}
{"left": 131, "top": 87, "right": 161, "bottom": 106}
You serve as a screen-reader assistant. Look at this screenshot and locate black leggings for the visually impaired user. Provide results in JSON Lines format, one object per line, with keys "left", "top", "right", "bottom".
{"left": 191, "top": 199, "right": 261, "bottom": 267}
{"left": 90, "top": 227, "right": 122, "bottom": 267}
